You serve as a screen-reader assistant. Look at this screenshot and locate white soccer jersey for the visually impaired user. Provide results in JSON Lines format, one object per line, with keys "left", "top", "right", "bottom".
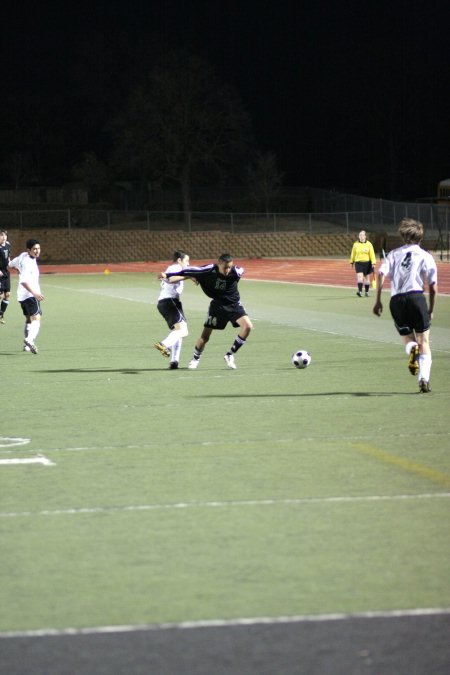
{"left": 158, "top": 263, "right": 184, "bottom": 300}
{"left": 380, "top": 244, "right": 437, "bottom": 297}
{"left": 10, "top": 252, "right": 41, "bottom": 302}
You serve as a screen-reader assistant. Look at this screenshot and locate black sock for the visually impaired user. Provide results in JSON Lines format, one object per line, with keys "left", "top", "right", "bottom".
{"left": 357, "top": 283, "right": 363, "bottom": 293}
{"left": 229, "top": 336, "right": 246, "bottom": 354}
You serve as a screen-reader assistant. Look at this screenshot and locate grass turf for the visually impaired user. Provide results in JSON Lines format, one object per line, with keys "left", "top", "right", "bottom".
{"left": 0, "top": 272, "right": 449, "bottom": 631}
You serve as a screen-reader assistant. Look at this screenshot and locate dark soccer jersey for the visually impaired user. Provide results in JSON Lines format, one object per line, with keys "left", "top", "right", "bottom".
{"left": 0, "top": 242, "right": 11, "bottom": 275}
{"left": 167, "top": 264, "right": 244, "bottom": 305}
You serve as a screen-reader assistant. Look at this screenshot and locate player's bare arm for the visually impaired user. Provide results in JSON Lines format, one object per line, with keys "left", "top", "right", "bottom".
{"left": 373, "top": 272, "right": 386, "bottom": 316}
{"left": 428, "top": 282, "right": 437, "bottom": 318}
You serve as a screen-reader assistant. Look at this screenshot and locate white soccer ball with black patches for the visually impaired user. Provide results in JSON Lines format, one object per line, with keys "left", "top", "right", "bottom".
{"left": 292, "top": 350, "right": 311, "bottom": 369}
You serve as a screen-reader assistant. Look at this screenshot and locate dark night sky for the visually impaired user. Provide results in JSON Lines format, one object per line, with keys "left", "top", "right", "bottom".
{"left": 1, "top": 0, "right": 449, "bottom": 199}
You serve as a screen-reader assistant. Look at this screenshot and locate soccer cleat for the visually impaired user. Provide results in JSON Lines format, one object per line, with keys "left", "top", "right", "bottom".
{"left": 224, "top": 353, "right": 236, "bottom": 369}
{"left": 365, "top": 292, "right": 369, "bottom": 297}
{"left": 356, "top": 291, "right": 362, "bottom": 297}
{"left": 0, "top": 315, "right": 4, "bottom": 324}
{"left": 169, "top": 361, "right": 179, "bottom": 370}
{"left": 419, "top": 379, "right": 431, "bottom": 393}
{"left": 188, "top": 358, "right": 199, "bottom": 369}
{"left": 23, "top": 344, "right": 31, "bottom": 352}
{"left": 24, "top": 339, "right": 38, "bottom": 354}
{"left": 154, "top": 341, "right": 170, "bottom": 358}
{"left": 408, "top": 344, "right": 419, "bottom": 376}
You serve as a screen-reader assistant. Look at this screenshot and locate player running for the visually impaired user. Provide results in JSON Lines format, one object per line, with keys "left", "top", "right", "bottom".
{"left": 373, "top": 218, "right": 437, "bottom": 393}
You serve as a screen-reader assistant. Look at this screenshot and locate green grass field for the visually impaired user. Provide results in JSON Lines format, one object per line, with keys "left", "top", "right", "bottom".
{"left": 1, "top": 271, "right": 449, "bottom": 633}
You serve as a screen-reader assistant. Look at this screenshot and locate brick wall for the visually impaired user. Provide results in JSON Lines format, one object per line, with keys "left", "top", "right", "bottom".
{"left": 7, "top": 228, "right": 362, "bottom": 263}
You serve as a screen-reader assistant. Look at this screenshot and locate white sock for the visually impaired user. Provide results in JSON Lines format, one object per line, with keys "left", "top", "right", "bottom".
{"left": 405, "top": 340, "right": 418, "bottom": 356}
{"left": 418, "top": 354, "right": 432, "bottom": 382}
{"left": 162, "top": 331, "right": 181, "bottom": 349}
{"left": 171, "top": 339, "right": 182, "bottom": 362}
{"left": 27, "top": 321, "right": 40, "bottom": 343}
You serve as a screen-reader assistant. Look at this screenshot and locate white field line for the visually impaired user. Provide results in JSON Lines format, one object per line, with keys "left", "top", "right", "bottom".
{"left": 1, "top": 607, "right": 450, "bottom": 639}
{"left": 0, "top": 430, "right": 448, "bottom": 455}
{"left": 0, "top": 456, "right": 55, "bottom": 466}
{"left": 0, "top": 437, "right": 31, "bottom": 448}
{"left": 1, "top": 492, "right": 449, "bottom": 519}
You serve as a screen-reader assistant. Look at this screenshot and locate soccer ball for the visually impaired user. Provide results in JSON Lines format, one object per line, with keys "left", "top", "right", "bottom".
{"left": 292, "top": 350, "right": 311, "bottom": 369}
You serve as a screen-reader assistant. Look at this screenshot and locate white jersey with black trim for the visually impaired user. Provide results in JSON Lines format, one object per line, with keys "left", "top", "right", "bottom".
{"left": 379, "top": 244, "right": 437, "bottom": 297}
{"left": 10, "top": 252, "right": 40, "bottom": 302}
{"left": 158, "top": 263, "right": 184, "bottom": 301}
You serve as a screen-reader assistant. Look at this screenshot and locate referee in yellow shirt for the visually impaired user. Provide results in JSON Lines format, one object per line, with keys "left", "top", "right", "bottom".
{"left": 349, "top": 230, "right": 377, "bottom": 297}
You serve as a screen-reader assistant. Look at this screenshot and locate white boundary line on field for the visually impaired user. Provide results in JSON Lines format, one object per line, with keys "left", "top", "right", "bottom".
{"left": 1, "top": 607, "right": 449, "bottom": 639}
{"left": 1, "top": 492, "right": 449, "bottom": 518}
{"left": 0, "top": 456, "right": 55, "bottom": 466}
{"left": 0, "top": 430, "right": 449, "bottom": 455}
{"left": 0, "top": 437, "right": 31, "bottom": 448}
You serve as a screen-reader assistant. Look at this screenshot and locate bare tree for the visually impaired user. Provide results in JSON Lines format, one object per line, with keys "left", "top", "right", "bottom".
{"left": 2, "top": 151, "right": 33, "bottom": 189}
{"left": 110, "top": 51, "right": 251, "bottom": 214}
{"left": 72, "top": 152, "right": 112, "bottom": 202}
{"left": 246, "top": 152, "right": 284, "bottom": 214}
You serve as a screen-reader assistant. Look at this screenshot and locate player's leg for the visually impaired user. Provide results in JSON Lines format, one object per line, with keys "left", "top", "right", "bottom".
{"left": 163, "top": 320, "right": 188, "bottom": 347}
{"left": 415, "top": 330, "right": 432, "bottom": 392}
{"left": 403, "top": 333, "right": 420, "bottom": 376}
{"left": 170, "top": 338, "right": 182, "bottom": 369}
{"left": 363, "top": 272, "right": 370, "bottom": 297}
{"left": 168, "top": 320, "right": 188, "bottom": 368}
{"left": 0, "top": 288, "right": 10, "bottom": 322}
{"left": 20, "top": 298, "right": 41, "bottom": 354}
{"left": 188, "top": 326, "right": 212, "bottom": 369}
{"left": 356, "top": 271, "right": 363, "bottom": 296}
{"left": 24, "top": 315, "right": 41, "bottom": 354}
{"left": 154, "top": 301, "right": 187, "bottom": 358}
{"left": 224, "top": 315, "right": 253, "bottom": 369}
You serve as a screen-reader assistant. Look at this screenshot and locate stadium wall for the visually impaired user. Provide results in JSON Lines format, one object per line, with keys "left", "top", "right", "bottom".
{"left": 6, "top": 228, "right": 395, "bottom": 264}
{"left": 6, "top": 229, "right": 358, "bottom": 263}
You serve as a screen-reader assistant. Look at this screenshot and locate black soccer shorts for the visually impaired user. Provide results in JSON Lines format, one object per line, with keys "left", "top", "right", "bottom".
{"left": 203, "top": 300, "right": 247, "bottom": 330}
{"left": 389, "top": 292, "right": 430, "bottom": 335}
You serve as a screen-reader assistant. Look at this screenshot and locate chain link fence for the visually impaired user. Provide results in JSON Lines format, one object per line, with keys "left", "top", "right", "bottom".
{"left": 0, "top": 189, "right": 448, "bottom": 235}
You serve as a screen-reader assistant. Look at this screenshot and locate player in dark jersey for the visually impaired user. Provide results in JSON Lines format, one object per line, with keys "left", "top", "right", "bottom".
{"left": 0, "top": 229, "right": 11, "bottom": 323}
{"left": 162, "top": 253, "right": 253, "bottom": 369}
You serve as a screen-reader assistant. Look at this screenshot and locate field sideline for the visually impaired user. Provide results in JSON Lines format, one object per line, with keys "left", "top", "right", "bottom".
{"left": 1, "top": 258, "right": 449, "bottom": 674}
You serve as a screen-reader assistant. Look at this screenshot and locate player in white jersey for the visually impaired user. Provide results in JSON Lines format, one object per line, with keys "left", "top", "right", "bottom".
{"left": 9, "top": 239, "right": 44, "bottom": 354}
{"left": 154, "top": 251, "right": 190, "bottom": 369}
{"left": 373, "top": 219, "right": 437, "bottom": 392}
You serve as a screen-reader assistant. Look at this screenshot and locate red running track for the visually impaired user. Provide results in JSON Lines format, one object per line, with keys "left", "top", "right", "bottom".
{"left": 39, "top": 257, "right": 450, "bottom": 294}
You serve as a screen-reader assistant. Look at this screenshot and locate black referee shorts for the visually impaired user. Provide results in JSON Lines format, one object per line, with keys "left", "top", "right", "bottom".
{"left": 355, "top": 261, "right": 373, "bottom": 276}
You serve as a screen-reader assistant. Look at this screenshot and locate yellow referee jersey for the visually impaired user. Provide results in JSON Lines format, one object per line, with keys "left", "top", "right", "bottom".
{"left": 349, "top": 240, "right": 376, "bottom": 264}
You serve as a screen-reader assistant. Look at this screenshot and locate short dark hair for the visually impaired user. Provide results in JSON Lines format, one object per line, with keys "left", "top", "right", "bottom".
{"left": 0, "top": 229, "right": 7, "bottom": 235}
{"left": 218, "top": 253, "right": 233, "bottom": 263}
{"left": 26, "top": 238, "right": 40, "bottom": 249}
{"left": 172, "top": 250, "right": 187, "bottom": 262}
